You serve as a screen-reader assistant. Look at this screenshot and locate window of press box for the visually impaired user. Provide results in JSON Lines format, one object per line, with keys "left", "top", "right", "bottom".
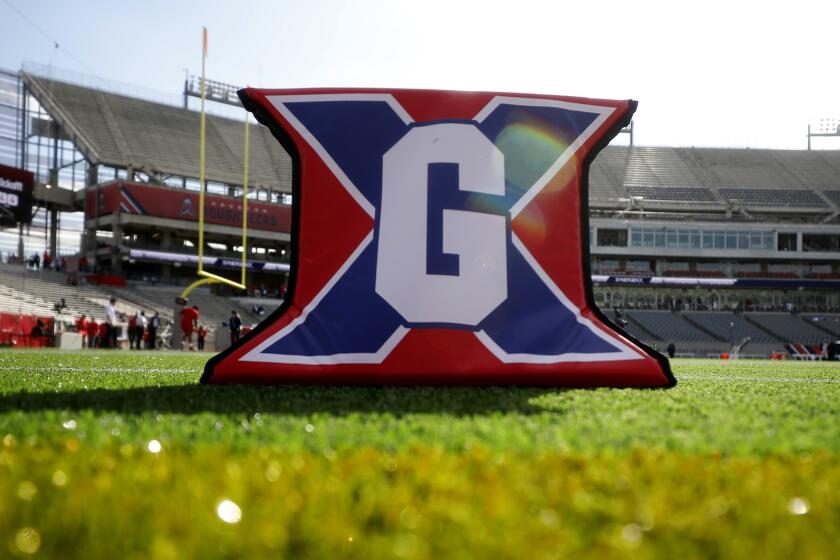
{"left": 802, "top": 234, "right": 840, "bottom": 252}
{"left": 777, "top": 233, "right": 797, "bottom": 252}
{"left": 596, "top": 228, "right": 627, "bottom": 247}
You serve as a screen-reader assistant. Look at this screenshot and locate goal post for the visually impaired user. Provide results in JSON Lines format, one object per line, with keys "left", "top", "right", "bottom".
{"left": 180, "top": 27, "right": 249, "bottom": 302}
{"left": 194, "top": 113, "right": 250, "bottom": 292}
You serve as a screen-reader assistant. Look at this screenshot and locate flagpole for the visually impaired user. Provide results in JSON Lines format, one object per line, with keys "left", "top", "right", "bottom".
{"left": 241, "top": 113, "right": 249, "bottom": 286}
{"left": 197, "top": 27, "right": 207, "bottom": 273}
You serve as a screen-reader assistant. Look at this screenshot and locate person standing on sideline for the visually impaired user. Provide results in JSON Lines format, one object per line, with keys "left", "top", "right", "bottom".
{"left": 86, "top": 317, "right": 97, "bottom": 348}
{"left": 181, "top": 305, "right": 199, "bottom": 351}
{"left": 104, "top": 297, "right": 118, "bottom": 349}
{"left": 197, "top": 324, "right": 207, "bottom": 351}
{"left": 136, "top": 311, "right": 148, "bottom": 350}
{"left": 229, "top": 310, "right": 242, "bottom": 346}
{"left": 75, "top": 314, "right": 87, "bottom": 348}
{"left": 127, "top": 313, "right": 137, "bottom": 349}
{"left": 148, "top": 312, "right": 160, "bottom": 349}
{"left": 97, "top": 320, "right": 109, "bottom": 349}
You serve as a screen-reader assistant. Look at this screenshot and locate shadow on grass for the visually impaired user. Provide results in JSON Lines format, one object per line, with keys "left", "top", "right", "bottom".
{"left": 0, "top": 384, "right": 569, "bottom": 416}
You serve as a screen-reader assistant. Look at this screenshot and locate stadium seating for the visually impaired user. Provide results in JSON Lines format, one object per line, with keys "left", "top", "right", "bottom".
{"left": 745, "top": 313, "right": 836, "bottom": 344}
{"left": 736, "top": 271, "right": 799, "bottom": 279}
{"left": 0, "top": 265, "right": 143, "bottom": 324}
{"left": 600, "top": 308, "right": 653, "bottom": 343}
{"left": 802, "top": 314, "right": 840, "bottom": 337}
{"left": 626, "top": 186, "right": 718, "bottom": 203}
{"left": 824, "top": 191, "right": 840, "bottom": 206}
{"left": 0, "top": 264, "right": 286, "bottom": 348}
{"left": 625, "top": 310, "right": 720, "bottom": 344}
{"left": 682, "top": 311, "right": 780, "bottom": 344}
{"left": 719, "top": 188, "right": 827, "bottom": 208}
{"left": 586, "top": 146, "right": 840, "bottom": 214}
{"left": 588, "top": 147, "right": 630, "bottom": 202}
{"left": 23, "top": 73, "right": 291, "bottom": 191}
{"left": 665, "top": 270, "right": 726, "bottom": 278}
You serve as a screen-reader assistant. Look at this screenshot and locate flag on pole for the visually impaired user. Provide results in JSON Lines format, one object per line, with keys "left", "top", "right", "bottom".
{"left": 202, "top": 27, "right": 208, "bottom": 58}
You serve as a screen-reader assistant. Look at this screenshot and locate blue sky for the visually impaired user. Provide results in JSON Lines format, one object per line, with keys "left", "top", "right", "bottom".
{"left": 2, "top": 0, "right": 839, "bottom": 149}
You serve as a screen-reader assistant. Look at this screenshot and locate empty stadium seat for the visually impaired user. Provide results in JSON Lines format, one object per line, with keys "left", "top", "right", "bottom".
{"left": 801, "top": 315, "right": 840, "bottom": 337}
{"left": 744, "top": 313, "right": 835, "bottom": 344}
{"left": 719, "top": 188, "right": 826, "bottom": 208}
{"left": 626, "top": 310, "right": 720, "bottom": 344}
{"left": 683, "top": 311, "right": 779, "bottom": 344}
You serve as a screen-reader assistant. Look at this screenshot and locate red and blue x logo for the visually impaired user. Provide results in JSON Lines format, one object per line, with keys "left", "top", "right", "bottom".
{"left": 204, "top": 89, "right": 673, "bottom": 387}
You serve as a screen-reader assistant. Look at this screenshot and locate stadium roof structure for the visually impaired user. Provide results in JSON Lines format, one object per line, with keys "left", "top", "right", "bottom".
{"left": 21, "top": 71, "right": 292, "bottom": 191}
{"left": 590, "top": 146, "right": 840, "bottom": 216}
{"left": 18, "top": 70, "right": 840, "bottom": 218}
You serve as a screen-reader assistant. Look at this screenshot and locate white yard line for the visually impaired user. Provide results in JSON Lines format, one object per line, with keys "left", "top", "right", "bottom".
{"left": 0, "top": 366, "right": 197, "bottom": 374}
{"left": 678, "top": 374, "right": 840, "bottom": 384}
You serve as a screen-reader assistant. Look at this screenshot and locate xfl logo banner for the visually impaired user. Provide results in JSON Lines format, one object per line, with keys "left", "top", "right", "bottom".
{"left": 203, "top": 89, "right": 673, "bottom": 387}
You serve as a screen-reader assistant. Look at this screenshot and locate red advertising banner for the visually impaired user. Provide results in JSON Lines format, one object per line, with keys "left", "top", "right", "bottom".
{"left": 0, "top": 163, "right": 34, "bottom": 226}
{"left": 86, "top": 181, "right": 291, "bottom": 233}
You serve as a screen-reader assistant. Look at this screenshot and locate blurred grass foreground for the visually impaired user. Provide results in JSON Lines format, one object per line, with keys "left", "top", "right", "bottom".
{"left": 1, "top": 350, "right": 839, "bottom": 558}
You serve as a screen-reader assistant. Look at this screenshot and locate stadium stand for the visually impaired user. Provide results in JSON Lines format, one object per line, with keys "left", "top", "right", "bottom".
{"left": 824, "top": 191, "right": 840, "bottom": 206}
{"left": 625, "top": 310, "right": 721, "bottom": 344}
{"left": 587, "top": 147, "right": 630, "bottom": 202}
{"left": 0, "top": 264, "right": 274, "bottom": 346}
{"left": 626, "top": 186, "right": 718, "bottom": 203}
{"left": 745, "top": 312, "right": 836, "bottom": 344}
{"left": 683, "top": 311, "right": 783, "bottom": 348}
{"left": 601, "top": 308, "right": 654, "bottom": 342}
{"left": 2, "top": 67, "right": 839, "bottom": 358}
{"left": 0, "top": 264, "right": 143, "bottom": 322}
{"left": 719, "top": 188, "right": 827, "bottom": 208}
{"left": 587, "top": 145, "right": 840, "bottom": 212}
{"left": 802, "top": 314, "right": 840, "bottom": 337}
{"left": 22, "top": 72, "right": 291, "bottom": 190}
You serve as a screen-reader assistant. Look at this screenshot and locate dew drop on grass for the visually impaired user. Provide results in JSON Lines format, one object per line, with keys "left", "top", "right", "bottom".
{"left": 15, "top": 527, "right": 41, "bottom": 554}
{"left": 147, "top": 440, "right": 162, "bottom": 454}
{"left": 621, "top": 523, "right": 642, "bottom": 544}
{"left": 265, "top": 463, "right": 281, "bottom": 482}
{"left": 17, "top": 481, "right": 37, "bottom": 501}
{"left": 216, "top": 499, "right": 242, "bottom": 524}
{"left": 788, "top": 497, "right": 810, "bottom": 515}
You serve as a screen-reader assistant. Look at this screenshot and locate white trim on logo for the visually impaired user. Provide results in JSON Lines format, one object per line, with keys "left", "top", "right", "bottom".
{"left": 266, "top": 94, "right": 414, "bottom": 218}
{"left": 240, "top": 231, "right": 410, "bottom": 364}
{"left": 473, "top": 96, "right": 615, "bottom": 219}
{"left": 245, "top": 93, "right": 641, "bottom": 366}
{"left": 474, "top": 234, "right": 642, "bottom": 364}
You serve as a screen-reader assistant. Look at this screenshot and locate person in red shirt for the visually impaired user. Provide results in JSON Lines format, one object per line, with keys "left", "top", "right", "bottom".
{"left": 75, "top": 314, "right": 87, "bottom": 348}
{"left": 127, "top": 313, "right": 137, "bottom": 350}
{"left": 196, "top": 324, "right": 208, "bottom": 351}
{"left": 97, "top": 321, "right": 109, "bottom": 348}
{"left": 181, "top": 305, "right": 199, "bottom": 351}
{"left": 86, "top": 318, "right": 98, "bottom": 349}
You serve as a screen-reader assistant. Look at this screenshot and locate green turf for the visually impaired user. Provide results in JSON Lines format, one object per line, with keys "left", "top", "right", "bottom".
{"left": 1, "top": 350, "right": 839, "bottom": 558}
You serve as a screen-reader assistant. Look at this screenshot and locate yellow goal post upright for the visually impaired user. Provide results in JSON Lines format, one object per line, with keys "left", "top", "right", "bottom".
{"left": 180, "top": 26, "right": 250, "bottom": 303}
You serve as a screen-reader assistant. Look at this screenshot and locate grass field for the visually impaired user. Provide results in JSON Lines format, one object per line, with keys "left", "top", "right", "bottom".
{"left": 1, "top": 350, "right": 839, "bottom": 558}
